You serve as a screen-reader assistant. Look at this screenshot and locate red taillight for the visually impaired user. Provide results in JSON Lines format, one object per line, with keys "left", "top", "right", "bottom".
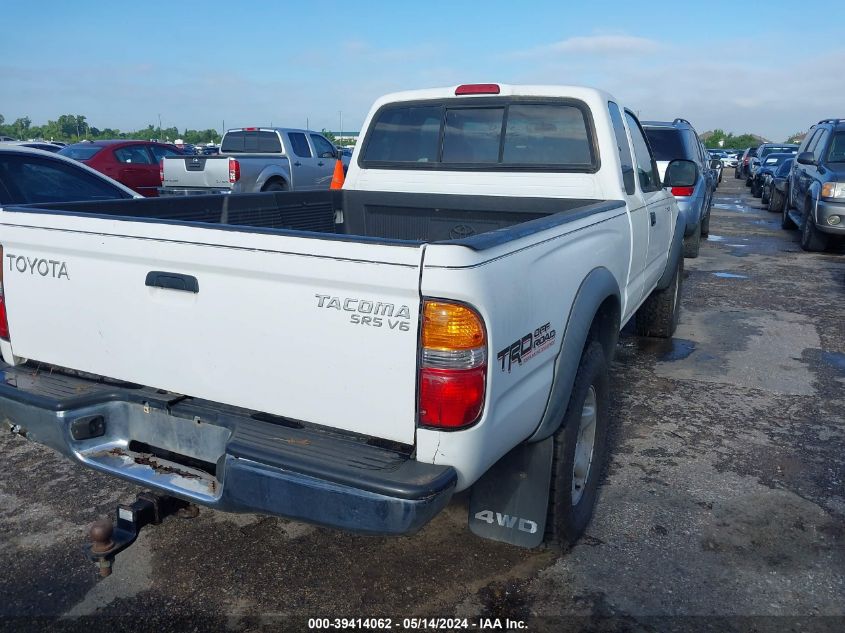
{"left": 159, "top": 158, "right": 164, "bottom": 185}
{"left": 455, "top": 83, "right": 500, "bottom": 95}
{"left": 418, "top": 300, "right": 487, "bottom": 429}
{"left": 0, "top": 245, "right": 8, "bottom": 340}
{"left": 242, "top": 127, "right": 257, "bottom": 131}
{"left": 671, "top": 186, "right": 695, "bottom": 196}
{"left": 743, "top": 157, "right": 749, "bottom": 164}
{"left": 419, "top": 367, "right": 486, "bottom": 428}
{"left": 228, "top": 158, "right": 240, "bottom": 183}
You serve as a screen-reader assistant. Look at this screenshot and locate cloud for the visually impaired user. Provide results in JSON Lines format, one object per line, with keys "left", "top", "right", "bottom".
{"left": 511, "top": 35, "right": 663, "bottom": 59}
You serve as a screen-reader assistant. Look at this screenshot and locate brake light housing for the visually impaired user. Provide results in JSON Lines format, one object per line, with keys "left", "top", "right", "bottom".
{"left": 159, "top": 158, "right": 165, "bottom": 185}
{"left": 671, "top": 186, "right": 695, "bottom": 196}
{"left": 0, "top": 245, "right": 9, "bottom": 340}
{"left": 455, "top": 83, "right": 500, "bottom": 96}
{"left": 228, "top": 157, "right": 240, "bottom": 183}
{"left": 418, "top": 300, "right": 487, "bottom": 429}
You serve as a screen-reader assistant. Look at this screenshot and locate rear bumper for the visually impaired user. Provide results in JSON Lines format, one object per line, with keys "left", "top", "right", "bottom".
{"left": 675, "top": 196, "right": 705, "bottom": 235}
{"left": 159, "top": 187, "right": 232, "bottom": 196}
{"left": 0, "top": 364, "right": 455, "bottom": 535}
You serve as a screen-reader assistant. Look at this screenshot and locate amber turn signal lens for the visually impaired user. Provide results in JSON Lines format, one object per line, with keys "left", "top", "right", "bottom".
{"left": 422, "top": 301, "right": 485, "bottom": 351}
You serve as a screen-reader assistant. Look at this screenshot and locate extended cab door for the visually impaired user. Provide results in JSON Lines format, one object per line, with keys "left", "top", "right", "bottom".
{"left": 310, "top": 133, "right": 339, "bottom": 189}
{"left": 608, "top": 102, "right": 648, "bottom": 316}
{"left": 624, "top": 111, "right": 673, "bottom": 294}
{"left": 286, "top": 132, "right": 319, "bottom": 190}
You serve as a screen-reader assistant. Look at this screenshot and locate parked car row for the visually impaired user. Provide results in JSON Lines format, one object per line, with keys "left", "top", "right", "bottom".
{"left": 707, "top": 148, "right": 739, "bottom": 168}
{"left": 773, "top": 119, "right": 844, "bottom": 251}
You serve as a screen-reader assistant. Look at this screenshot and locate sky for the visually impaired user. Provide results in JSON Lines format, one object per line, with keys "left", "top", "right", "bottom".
{"left": 1, "top": 0, "right": 842, "bottom": 142}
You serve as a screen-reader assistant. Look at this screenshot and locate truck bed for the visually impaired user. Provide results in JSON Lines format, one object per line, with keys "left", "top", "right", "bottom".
{"left": 13, "top": 190, "right": 620, "bottom": 249}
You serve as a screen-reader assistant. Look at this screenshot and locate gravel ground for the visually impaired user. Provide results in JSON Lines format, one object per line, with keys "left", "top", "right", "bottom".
{"left": 1, "top": 175, "right": 842, "bottom": 632}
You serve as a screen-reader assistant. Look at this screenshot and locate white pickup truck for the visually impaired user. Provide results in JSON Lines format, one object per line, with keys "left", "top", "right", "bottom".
{"left": 159, "top": 127, "right": 346, "bottom": 195}
{"left": 0, "top": 84, "right": 694, "bottom": 549}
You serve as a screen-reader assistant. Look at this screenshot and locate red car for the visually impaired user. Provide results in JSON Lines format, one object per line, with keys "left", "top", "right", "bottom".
{"left": 59, "top": 140, "right": 183, "bottom": 197}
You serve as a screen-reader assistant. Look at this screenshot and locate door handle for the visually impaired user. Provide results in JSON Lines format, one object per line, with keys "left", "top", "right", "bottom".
{"left": 145, "top": 271, "right": 199, "bottom": 293}
{"left": 294, "top": 161, "right": 302, "bottom": 167}
{"left": 650, "top": 211, "right": 657, "bottom": 226}
{"left": 317, "top": 161, "right": 325, "bottom": 166}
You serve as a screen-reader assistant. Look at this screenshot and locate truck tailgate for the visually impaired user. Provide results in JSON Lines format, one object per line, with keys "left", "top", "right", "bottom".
{"left": 0, "top": 211, "right": 423, "bottom": 444}
{"left": 162, "top": 155, "right": 233, "bottom": 189}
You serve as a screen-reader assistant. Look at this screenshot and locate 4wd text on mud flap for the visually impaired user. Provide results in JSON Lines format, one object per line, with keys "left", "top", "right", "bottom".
{"left": 474, "top": 510, "right": 538, "bottom": 534}
{"left": 6, "top": 254, "right": 69, "bottom": 279}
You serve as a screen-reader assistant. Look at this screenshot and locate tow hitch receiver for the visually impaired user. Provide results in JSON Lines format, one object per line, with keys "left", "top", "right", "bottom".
{"left": 84, "top": 492, "right": 197, "bottom": 577}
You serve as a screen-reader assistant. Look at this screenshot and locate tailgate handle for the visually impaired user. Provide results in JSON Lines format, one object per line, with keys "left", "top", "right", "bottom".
{"left": 145, "top": 271, "right": 199, "bottom": 293}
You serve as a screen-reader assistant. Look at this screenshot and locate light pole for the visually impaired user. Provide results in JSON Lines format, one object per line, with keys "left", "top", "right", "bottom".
{"left": 157, "top": 114, "right": 162, "bottom": 141}
{"left": 338, "top": 111, "right": 343, "bottom": 143}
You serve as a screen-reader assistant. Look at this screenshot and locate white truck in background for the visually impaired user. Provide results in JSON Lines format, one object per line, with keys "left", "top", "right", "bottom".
{"left": 159, "top": 127, "right": 348, "bottom": 195}
{"left": 0, "top": 84, "right": 695, "bottom": 556}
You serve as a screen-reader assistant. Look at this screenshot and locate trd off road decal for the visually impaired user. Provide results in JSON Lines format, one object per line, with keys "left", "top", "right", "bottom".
{"left": 315, "top": 294, "right": 411, "bottom": 332}
{"left": 497, "top": 322, "right": 556, "bottom": 372}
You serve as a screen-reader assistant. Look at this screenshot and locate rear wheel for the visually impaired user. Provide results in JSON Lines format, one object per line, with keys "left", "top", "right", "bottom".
{"left": 546, "top": 342, "right": 609, "bottom": 548}
{"left": 768, "top": 188, "right": 782, "bottom": 213}
{"left": 751, "top": 180, "right": 762, "bottom": 198}
{"left": 761, "top": 185, "right": 770, "bottom": 206}
{"left": 262, "top": 180, "right": 287, "bottom": 192}
{"left": 683, "top": 223, "right": 701, "bottom": 258}
{"left": 636, "top": 254, "right": 682, "bottom": 339}
{"left": 782, "top": 186, "right": 796, "bottom": 229}
{"left": 700, "top": 211, "right": 711, "bottom": 237}
{"left": 800, "top": 200, "right": 829, "bottom": 252}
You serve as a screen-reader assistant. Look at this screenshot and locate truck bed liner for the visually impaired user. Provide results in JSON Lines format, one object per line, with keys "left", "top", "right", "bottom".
{"left": 9, "top": 191, "right": 622, "bottom": 251}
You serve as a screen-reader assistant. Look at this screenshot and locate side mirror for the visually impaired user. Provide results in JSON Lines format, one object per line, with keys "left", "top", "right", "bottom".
{"left": 709, "top": 159, "right": 722, "bottom": 170}
{"left": 663, "top": 159, "right": 698, "bottom": 188}
{"left": 796, "top": 151, "right": 816, "bottom": 166}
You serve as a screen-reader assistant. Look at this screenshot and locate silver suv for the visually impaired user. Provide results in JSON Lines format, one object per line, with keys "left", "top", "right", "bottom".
{"left": 642, "top": 119, "right": 716, "bottom": 258}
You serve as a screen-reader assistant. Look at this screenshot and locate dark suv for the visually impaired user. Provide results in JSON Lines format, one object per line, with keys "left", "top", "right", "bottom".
{"left": 747, "top": 143, "right": 797, "bottom": 187}
{"left": 783, "top": 118, "right": 845, "bottom": 251}
{"left": 642, "top": 118, "right": 716, "bottom": 258}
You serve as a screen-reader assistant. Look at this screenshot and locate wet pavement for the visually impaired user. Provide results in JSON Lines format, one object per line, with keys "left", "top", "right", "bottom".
{"left": 1, "top": 176, "right": 843, "bottom": 632}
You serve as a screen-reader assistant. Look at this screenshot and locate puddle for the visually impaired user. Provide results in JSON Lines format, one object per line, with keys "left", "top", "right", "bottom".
{"left": 636, "top": 337, "right": 696, "bottom": 361}
{"left": 819, "top": 351, "right": 845, "bottom": 375}
{"left": 712, "top": 272, "right": 748, "bottom": 279}
{"left": 727, "top": 244, "right": 749, "bottom": 248}
{"left": 707, "top": 235, "right": 726, "bottom": 242}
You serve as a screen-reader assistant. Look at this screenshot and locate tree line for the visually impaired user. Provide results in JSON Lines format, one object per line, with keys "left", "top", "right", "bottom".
{"left": 0, "top": 113, "right": 220, "bottom": 145}
{"left": 702, "top": 128, "right": 804, "bottom": 149}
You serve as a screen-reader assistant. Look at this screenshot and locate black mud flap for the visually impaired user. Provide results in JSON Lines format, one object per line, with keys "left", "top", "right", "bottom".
{"left": 468, "top": 438, "right": 553, "bottom": 548}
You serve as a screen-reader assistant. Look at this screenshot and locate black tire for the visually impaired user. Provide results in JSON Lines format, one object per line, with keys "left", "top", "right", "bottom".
{"left": 546, "top": 341, "right": 609, "bottom": 548}
{"left": 751, "top": 181, "right": 762, "bottom": 198}
{"left": 734, "top": 168, "right": 741, "bottom": 179}
{"left": 700, "top": 211, "right": 710, "bottom": 237}
{"left": 636, "top": 254, "right": 682, "bottom": 339}
{"left": 745, "top": 177, "right": 752, "bottom": 187}
{"left": 761, "top": 186, "right": 770, "bottom": 206}
{"left": 768, "top": 188, "right": 782, "bottom": 213}
{"left": 262, "top": 180, "right": 287, "bottom": 192}
{"left": 683, "top": 223, "right": 701, "bottom": 258}
{"left": 782, "top": 185, "right": 796, "bottom": 229}
{"left": 800, "top": 200, "right": 829, "bottom": 252}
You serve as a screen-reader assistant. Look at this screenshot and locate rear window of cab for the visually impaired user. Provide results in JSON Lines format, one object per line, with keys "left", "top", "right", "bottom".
{"left": 360, "top": 99, "right": 596, "bottom": 171}
{"left": 59, "top": 145, "right": 103, "bottom": 161}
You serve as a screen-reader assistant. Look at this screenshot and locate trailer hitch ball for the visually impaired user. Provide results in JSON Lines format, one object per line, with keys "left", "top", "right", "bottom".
{"left": 89, "top": 520, "right": 115, "bottom": 577}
